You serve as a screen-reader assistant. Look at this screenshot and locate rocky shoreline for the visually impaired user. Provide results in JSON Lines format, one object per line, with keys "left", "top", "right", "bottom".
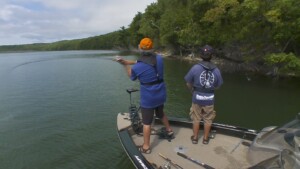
{"left": 176, "top": 55, "right": 300, "bottom": 79}
{"left": 126, "top": 49, "right": 299, "bottom": 78}
{"left": 160, "top": 51, "right": 264, "bottom": 75}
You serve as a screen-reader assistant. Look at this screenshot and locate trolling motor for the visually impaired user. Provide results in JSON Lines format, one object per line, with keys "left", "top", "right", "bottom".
{"left": 126, "top": 88, "right": 143, "bottom": 134}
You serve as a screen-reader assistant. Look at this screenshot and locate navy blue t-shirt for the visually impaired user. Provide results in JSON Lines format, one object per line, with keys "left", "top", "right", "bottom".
{"left": 184, "top": 62, "right": 223, "bottom": 106}
{"left": 130, "top": 54, "right": 166, "bottom": 108}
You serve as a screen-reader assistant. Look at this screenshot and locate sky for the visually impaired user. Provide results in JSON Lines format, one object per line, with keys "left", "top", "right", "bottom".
{"left": 0, "top": 0, "right": 156, "bottom": 46}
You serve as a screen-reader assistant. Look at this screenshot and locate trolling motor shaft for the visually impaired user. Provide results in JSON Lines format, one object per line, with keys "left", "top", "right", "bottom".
{"left": 126, "top": 88, "right": 142, "bottom": 134}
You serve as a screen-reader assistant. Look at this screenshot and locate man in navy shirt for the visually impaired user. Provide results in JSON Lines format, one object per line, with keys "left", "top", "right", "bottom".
{"left": 117, "top": 38, "right": 173, "bottom": 153}
{"left": 184, "top": 45, "right": 223, "bottom": 144}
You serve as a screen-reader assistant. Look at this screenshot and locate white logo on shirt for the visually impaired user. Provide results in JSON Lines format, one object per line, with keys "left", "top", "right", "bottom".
{"left": 199, "top": 70, "right": 215, "bottom": 88}
{"left": 196, "top": 94, "right": 214, "bottom": 100}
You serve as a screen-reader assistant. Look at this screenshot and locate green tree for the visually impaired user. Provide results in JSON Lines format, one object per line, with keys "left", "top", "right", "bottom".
{"left": 128, "top": 12, "right": 144, "bottom": 48}
{"left": 118, "top": 26, "right": 130, "bottom": 50}
{"left": 264, "top": 0, "right": 300, "bottom": 55}
{"left": 138, "top": 2, "right": 162, "bottom": 46}
{"left": 265, "top": 53, "right": 300, "bottom": 76}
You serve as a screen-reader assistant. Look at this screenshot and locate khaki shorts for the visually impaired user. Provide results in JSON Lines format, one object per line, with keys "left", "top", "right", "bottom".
{"left": 189, "top": 103, "right": 216, "bottom": 124}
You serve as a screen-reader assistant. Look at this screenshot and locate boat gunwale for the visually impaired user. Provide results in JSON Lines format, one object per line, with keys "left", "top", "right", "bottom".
{"left": 117, "top": 128, "right": 154, "bottom": 169}
{"left": 162, "top": 117, "right": 258, "bottom": 140}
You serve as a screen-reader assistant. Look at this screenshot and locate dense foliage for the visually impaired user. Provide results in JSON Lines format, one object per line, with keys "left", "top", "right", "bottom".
{"left": 0, "top": 0, "right": 299, "bottom": 76}
{"left": 133, "top": 0, "right": 300, "bottom": 76}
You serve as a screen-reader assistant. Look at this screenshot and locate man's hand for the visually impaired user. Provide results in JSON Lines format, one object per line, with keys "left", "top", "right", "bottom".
{"left": 115, "top": 57, "right": 136, "bottom": 65}
{"left": 114, "top": 57, "right": 133, "bottom": 77}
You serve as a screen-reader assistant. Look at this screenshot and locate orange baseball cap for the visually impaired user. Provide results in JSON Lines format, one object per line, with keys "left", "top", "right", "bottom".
{"left": 139, "top": 38, "right": 153, "bottom": 50}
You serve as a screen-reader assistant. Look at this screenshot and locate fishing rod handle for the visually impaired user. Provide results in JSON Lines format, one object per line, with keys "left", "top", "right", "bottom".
{"left": 202, "top": 164, "right": 215, "bottom": 169}
{"left": 159, "top": 153, "right": 167, "bottom": 159}
{"left": 177, "top": 152, "right": 187, "bottom": 158}
{"left": 159, "top": 153, "right": 184, "bottom": 169}
{"left": 177, "top": 152, "right": 215, "bottom": 169}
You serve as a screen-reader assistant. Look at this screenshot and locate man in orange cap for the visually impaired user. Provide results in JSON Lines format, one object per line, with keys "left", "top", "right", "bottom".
{"left": 117, "top": 38, "right": 173, "bottom": 154}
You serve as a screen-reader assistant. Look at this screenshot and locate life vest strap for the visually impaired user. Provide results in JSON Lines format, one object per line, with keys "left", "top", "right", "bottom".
{"left": 140, "top": 79, "right": 164, "bottom": 86}
{"left": 193, "top": 87, "right": 214, "bottom": 93}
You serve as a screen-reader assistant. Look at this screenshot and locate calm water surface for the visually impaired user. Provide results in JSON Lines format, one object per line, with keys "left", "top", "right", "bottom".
{"left": 0, "top": 51, "right": 299, "bottom": 169}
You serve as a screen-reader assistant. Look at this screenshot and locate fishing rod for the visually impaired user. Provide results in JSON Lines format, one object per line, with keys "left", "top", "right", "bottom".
{"left": 159, "top": 153, "right": 184, "bottom": 169}
{"left": 177, "top": 152, "right": 215, "bottom": 169}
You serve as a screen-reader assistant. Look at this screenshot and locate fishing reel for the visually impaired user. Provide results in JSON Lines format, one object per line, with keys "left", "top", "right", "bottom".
{"left": 162, "top": 162, "right": 171, "bottom": 169}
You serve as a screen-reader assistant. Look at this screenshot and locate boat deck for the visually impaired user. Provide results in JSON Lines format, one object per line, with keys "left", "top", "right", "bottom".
{"left": 117, "top": 112, "right": 254, "bottom": 169}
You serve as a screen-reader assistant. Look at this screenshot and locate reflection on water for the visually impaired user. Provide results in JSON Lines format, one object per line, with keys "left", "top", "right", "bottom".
{"left": 0, "top": 51, "right": 299, "bottom": 169}
{"left": 0, "top": 51, "right": 136, "bottom": 169}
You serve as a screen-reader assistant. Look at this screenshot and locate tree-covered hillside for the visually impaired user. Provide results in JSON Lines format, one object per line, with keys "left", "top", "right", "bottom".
{"left": 1, "top": 0, "right": 300, "bottom": 76}
{"left": 0, "top": 31, "right": 120, "bottom": 51}
{"left": 129, "top": 0, "right": 300, "bottom": 76}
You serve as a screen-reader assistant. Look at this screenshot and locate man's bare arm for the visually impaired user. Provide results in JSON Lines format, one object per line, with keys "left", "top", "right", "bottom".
{"left": 115, "top": 58, "right": 134, "bottom": 77}
{"left": 186, "top": 83, "right": 194, "bottom": 94}
{"left": 124, "top": 65, "right": 132, "bottom": 77}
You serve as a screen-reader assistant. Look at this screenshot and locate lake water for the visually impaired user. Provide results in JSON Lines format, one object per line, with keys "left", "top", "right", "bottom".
{"left": 0, "top": 50, "right": 299, "bottom": 169}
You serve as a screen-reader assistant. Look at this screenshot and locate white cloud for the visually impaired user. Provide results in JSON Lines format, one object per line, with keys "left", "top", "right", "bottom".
{"left": 0, "top": 0, "right": 156, "bottom": 45}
